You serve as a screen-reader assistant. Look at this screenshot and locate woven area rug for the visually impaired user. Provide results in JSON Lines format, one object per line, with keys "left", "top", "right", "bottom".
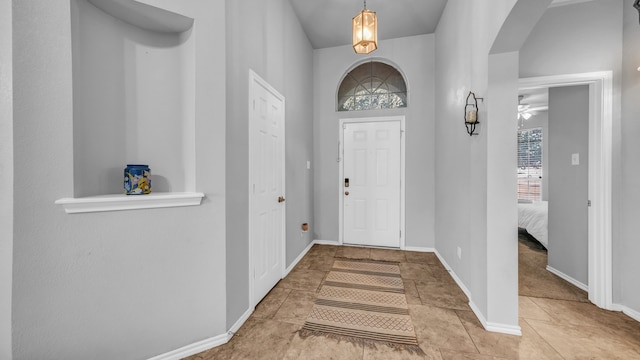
{"left": 299, "top": 258, "right": 422, "bottom": 353}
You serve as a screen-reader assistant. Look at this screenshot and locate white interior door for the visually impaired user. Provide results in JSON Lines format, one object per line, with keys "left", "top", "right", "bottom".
{"left": 343, "top": 121, "right": 401, "bottom": 248}
{"left": 250, "top": 71, "right": 285, "bottom": 306}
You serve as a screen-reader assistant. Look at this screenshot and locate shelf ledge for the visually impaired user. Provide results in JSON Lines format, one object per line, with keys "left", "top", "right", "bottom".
{"left": 55, "top": 192, "right": 205, "bottom": 214}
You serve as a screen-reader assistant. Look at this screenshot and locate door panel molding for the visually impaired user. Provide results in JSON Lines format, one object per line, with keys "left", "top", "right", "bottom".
{"left": 338, "top": 116, "right": 406, "bottom": 249}
{"left": 248, "top": 69, "right": 286, "bottom": 309}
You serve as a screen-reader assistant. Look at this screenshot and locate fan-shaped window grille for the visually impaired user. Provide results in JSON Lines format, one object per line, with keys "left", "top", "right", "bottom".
{"left": 338, "top": 61, "right": 407, "bottom": 111}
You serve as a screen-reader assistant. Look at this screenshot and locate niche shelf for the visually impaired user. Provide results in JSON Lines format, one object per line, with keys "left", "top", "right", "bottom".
{"left": 58, "top": 0, "right": 201, "bottom": 213}
{"left": 55, "top": 192, "right": 204, "bottom": 214}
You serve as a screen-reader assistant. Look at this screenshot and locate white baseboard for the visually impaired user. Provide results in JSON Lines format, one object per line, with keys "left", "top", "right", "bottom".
{"left": 546, "top": 265, "right": 589, "bottom": 292}
{"left": 404, "top": 246, "right": 435, "bottom": 252}
{"left": 146, "top": 333, "right": 228, "bottom": 360}
{"left": 285, "top": 241, "right": 315, "bottom": 276}
{"left": 467, "top": 301, "right": 522, "bottom": 336}
{"left": 433, "top": 250, "right": 472, "bottom": 299}
{"left": 623, "top": 306, "right": 640, "bottom": 322}
{"left": 148, "top": 306, "right": 254, "bottom": 360}
{"left": 611, "top": 304, "right": 640, "bottom": 322}
{"left": 229, "top": 307, "right": 253, "bottom": 335}
{"left": 313, "top": 239, "right": 340, "bottom": 245}
{"left": 434, "top": 250, "right": 522, "bottom": 336}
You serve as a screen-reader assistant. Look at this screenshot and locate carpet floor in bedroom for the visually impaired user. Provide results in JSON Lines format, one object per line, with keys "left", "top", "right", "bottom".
{"left": 185, "top": 243, "right": 640, "bottom": 360}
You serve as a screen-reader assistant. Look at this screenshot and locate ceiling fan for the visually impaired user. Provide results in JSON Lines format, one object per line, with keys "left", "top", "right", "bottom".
{"left": 518, "top": 95, "right": 533, "bottom": 121}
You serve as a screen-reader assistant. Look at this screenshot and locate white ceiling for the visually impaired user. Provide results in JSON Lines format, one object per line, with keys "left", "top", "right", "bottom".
{"left": 288, "top": 0, "right": 590, "bottom": 50}
{"left": 288, "top": 0, "right": 447, "bottom": 49}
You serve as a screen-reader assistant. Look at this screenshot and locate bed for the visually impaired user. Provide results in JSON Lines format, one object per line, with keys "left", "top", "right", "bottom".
{"left": 518, "top": 200, "right": 548, "bottom": 248}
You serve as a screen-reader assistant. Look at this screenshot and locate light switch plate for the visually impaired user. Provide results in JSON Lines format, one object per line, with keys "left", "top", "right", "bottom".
{"left": 571, "top": 153, "right": 579, "bottom": 165}
{"left": 306, "top": 160, "right": 311, "bottom": 170}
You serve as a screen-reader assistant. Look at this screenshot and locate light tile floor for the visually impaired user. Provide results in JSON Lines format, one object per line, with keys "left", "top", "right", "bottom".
{"left": 185, "top": 244, "right": 640, "bottom": 360}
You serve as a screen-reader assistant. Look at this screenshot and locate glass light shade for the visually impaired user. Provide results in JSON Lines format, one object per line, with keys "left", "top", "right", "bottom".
{"left": 352, "top": 9, "right": 377, "bottom": 54}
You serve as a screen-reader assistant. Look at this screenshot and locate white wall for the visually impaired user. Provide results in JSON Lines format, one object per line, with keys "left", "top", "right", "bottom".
{"left": 225, "top": 0, "right": 314, "bottom": 329}
{"left": 313, "top": 34, "right": 436, "bottom": 249}
{"left": 621, "top": 0, "right": 640, "bottom": 316}
{"left": 12, "top": 1, "right": 227, "bottom": 359}
{"left": 0, "top": 0, "right": 13, "bottom": 357}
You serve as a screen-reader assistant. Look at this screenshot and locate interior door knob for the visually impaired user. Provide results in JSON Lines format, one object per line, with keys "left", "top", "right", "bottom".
{"left": 278, "top": 196, "right": 285, "bottom": 203}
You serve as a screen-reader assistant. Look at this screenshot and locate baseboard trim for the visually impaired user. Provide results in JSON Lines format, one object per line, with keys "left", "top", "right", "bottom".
{"left": 313, "top": 239, "right": 340, "bottom": 245}
{"left": 285, "top": 241, "right": 315, "bottom": 276}
{"left": 433, "top": 250, "right": 472, "bottom": 299}
{"left": 546, "top": 265, "right": 589, "bottom": 292}
{"left": 229, "top": 307, "right": 253, "bottom": 335}
{"left": 467, "top": 301, "right": 522, "bottom": 336}
{"left": 623, "top": 306, "right": 640, "bottom": 322}
{"left": 148, "top": 306, "right": 253, "bottom": 360}
{"left": 146, "top": 333, "right": 228, "bottom": 360}
{"left": 404, "top": 246, "right": 435, "bottom": 253}
{"left": 611, "top": 304, "right": 640, "bottom": 322}
{"left": 434, "top": 250, "right": 522, "bottom": 336}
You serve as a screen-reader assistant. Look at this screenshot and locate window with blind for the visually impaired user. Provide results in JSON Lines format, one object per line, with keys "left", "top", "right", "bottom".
{"left": 517, "top": 128, "right": 543, "bottom": 201}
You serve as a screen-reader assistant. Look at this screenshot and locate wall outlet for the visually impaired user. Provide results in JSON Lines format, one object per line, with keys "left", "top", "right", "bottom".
{"left": 457, "top": 246, "right": 462, "bottom": 260}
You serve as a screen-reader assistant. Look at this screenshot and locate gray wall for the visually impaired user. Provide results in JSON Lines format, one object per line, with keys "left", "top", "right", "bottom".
{"left": 313, "top": 34, "right": 436, "bottom": 248}
{"left": 434, "top": 0, "right": 550, "bottom": 328}
{"left": 12, "top": 1, "right": 228, "bottom": 359}
{"left": 1, "top": 0, "right": 13, "bottom": 357}
{"left": 71, "top": 0, "right": 195, "bottom": 196}
{"left": 548, "top": 85, "right": 589, "bottom": 285}
{"left": 621, "top": 0, "right": 640, "bottom": 315}
{"left": 520, "top": 110, "right": 549, "bottom": 201}
{"left": 519, "top": 0, "right": 629, "bottom": 304}
{"left": 225, "top": 0, "right": 314, "bottom": 329}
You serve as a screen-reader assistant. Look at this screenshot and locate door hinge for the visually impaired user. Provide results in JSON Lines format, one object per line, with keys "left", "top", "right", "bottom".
{"left": 587, "top": 200, "right": 592, "bottom": 207}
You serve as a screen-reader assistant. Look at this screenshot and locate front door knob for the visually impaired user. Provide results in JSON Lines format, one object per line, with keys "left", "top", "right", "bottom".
{"left": 278, "top": 196, "right": 285, "bottom": 203}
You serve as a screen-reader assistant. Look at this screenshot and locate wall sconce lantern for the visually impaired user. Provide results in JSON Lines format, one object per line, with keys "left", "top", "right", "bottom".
{"left": 464, "top": 91, "right": 483, "bottom": 136}
{"left": 352, "top": 0, "right": 378, "bottom": 54}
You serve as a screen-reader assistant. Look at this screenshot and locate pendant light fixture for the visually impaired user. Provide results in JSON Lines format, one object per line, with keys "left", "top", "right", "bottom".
{"left": 352, "top": 0, "right": 378, "bottom": 54}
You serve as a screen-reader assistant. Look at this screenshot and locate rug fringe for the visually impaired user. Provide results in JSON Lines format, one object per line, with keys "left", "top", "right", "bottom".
{"left": 297, "top": 328, "right": 425, "bottom": 355}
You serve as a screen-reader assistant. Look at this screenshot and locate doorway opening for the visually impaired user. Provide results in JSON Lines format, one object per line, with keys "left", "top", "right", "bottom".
{"left": 519, "top": 71, "right": 613, "bottom": 310}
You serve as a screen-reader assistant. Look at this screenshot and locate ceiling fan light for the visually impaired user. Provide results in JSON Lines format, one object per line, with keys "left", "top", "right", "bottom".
{"left": 352, "top": 7, "right": 377, "bottom": 54}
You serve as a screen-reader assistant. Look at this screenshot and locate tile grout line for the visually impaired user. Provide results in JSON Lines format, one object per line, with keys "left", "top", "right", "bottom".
{"left": 521, "top": 317, "right": 567, "bottom": 360}
{"left": 453, "top": 308, "right": 483, "bottom": 356}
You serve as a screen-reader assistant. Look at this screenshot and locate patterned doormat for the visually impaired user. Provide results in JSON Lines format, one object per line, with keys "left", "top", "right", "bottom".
{"left": 299, "top": 258, "right": 422, "bottom": 354}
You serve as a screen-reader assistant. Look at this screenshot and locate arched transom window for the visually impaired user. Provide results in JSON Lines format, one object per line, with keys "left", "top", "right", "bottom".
{"left": 337, "top": 61, "right": 407, "bottom": 111}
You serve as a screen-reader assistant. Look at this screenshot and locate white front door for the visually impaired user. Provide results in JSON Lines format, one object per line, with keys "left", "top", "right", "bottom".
{"left": 343, "top": 121, "right": 401, "bottom": 248}
{"left": 250, "top": 71, "right": 285, "bottom": 307}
